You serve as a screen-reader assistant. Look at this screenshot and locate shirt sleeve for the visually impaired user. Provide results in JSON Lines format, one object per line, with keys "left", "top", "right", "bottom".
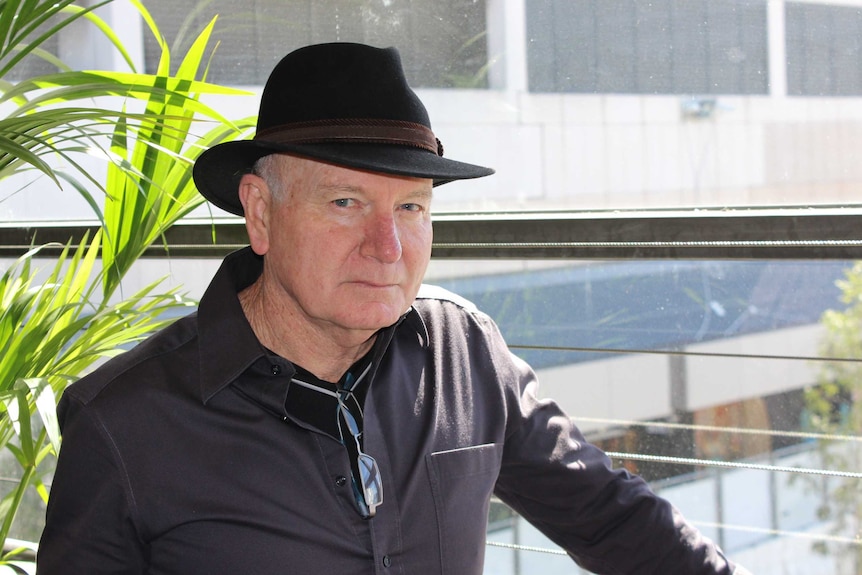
{"left": 492, "top": 348, "right": 740, "bottom": 574}
{"left": 37, "top": 393, "right": 146, "bottom": 574}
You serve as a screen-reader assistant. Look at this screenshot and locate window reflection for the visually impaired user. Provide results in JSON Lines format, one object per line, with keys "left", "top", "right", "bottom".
{"left": 142, "top": 0, "right": 489, "bottom": 88}
{"left": 427, "top": 257, "right": 860, "bottom": 571}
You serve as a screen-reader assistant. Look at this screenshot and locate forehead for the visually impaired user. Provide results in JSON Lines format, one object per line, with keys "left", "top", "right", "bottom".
{"left": 279, "top": 154, "right": 433, "bottom": 195}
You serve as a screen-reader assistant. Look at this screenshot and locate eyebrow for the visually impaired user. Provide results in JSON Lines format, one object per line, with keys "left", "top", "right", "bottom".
{"left": 317, "top": 183, "right": 434, "bottom": 200}
{"left": 405, "top": 187, "right": 433, "bottom": 201}
{"left": 318, "top": 183, "right": 363, "bottom": 195}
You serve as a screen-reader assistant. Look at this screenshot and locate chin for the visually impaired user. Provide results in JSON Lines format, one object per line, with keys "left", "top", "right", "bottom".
{"left": 348, "top": 302, "right": 405, "bottom": 330}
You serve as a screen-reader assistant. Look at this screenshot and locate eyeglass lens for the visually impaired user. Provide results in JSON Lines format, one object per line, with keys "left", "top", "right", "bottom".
{"left": 338, "top": 398, "right": 383, "bottom": 517}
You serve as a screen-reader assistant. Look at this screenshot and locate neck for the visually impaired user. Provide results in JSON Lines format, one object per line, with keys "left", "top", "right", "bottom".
{"left": 238, "top": 279, "right": 376, "bottom": 382}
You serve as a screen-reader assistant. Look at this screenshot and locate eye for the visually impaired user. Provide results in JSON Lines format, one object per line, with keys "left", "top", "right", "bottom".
{"left": 400, "top": 203, "right": 423, "bottom": 212}
{"left": 332, "top": 198, "right": 355, "bottom": 208}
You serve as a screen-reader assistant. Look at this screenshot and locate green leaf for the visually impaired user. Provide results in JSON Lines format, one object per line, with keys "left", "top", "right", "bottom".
{"left": 20, "top": 378, "right": 60, "bottom": 456}
{"left": 0, "top": 0, "right": 109, "bottom": 80}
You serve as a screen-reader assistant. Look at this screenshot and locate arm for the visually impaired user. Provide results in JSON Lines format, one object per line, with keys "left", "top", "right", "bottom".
{"left": 37, "top": 393, "right": 146, "bottom": 574}
{"left": 494, "top": 354, "right": 746, "bottom": 574}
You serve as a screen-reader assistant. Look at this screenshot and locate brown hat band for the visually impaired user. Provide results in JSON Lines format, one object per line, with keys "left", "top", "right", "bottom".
{"left": 255, "top": 119, "right": 443, "bottom": 156}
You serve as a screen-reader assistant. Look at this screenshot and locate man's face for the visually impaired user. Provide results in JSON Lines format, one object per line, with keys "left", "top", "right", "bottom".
{"left": 246, "top": 155, "right": 433, "bottom": 343}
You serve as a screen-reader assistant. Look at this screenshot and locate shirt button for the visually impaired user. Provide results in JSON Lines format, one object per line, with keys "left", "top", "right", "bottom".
{"left": 271, "top": 364, "right": 281, "bottom": 375}
{"left": 335, "top": 475, "right": 348, "bottom": 487}
{"left": 382, "top": 555, "right": 392, "bottom": 568}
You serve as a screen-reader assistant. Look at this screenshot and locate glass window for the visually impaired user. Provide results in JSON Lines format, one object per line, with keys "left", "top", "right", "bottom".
{"left": 7, "top": 1, "right": 862, "bottom": 571}
{"left": 424, "top": 256, "right": 862, "bottom": 572}
{"left": 8, "top": 0, "right": 862, "bottom": 219}
{"left": 525, "top": 0, "right": 769, "bottom": 95}
{"left": 142, "top": 0, "right": 489, "bottom": 88}
{"left": 786, "top": 1, "right": 862, "bottom": 96}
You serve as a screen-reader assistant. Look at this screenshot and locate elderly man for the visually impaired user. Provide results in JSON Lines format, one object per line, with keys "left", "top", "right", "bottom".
{"left": 38, "top": 43, "right": 750, "bottom": 574}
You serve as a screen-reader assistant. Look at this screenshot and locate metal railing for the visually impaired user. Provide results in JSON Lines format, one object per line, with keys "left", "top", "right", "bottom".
{"left": 5, "top": 205, "right": 862, "bottom": 260}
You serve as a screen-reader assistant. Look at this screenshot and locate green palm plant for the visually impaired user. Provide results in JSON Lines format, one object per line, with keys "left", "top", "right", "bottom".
{"left": 0, "top": 234, "right": 192, "bottom": 566}
{"left": 0, "top": 0, "right": 255, "bottom": 566}
{"left": 1, "top": 1, "right": 253, "bottom": 287}
{"left": 97, "top": 8, "right": 253, "bottom": 296}
{"left": 0, "top": 0, "right": 132, "bottom": 187}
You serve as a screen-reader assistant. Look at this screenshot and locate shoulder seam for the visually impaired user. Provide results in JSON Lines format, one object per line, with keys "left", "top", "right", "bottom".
{"left": 415, "top": 283, "right": 480, "bottom": 313}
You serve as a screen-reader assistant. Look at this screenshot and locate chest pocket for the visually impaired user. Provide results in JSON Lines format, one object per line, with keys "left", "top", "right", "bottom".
{"left": 426, "top": 443, "right": 504, "bottom": 575}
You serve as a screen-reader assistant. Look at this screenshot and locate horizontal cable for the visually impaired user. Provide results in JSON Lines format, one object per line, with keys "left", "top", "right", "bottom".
{"left": 606, "top": 451, "right": 862, "bottom": 479}
{"left": 434, "top": 239, "right": 862, "bottom": 250}
{"left": 508, "top": 343, "right": 862, "bottom": 364}
{"left": 485, "top": 540, "right": 568, "bottom": 556}
{"left": 8, "top": 209, "right": 862, "bottom": 259}
{"left": 16, "top": 239, "right": 857, "bottom": 252}
{"left": 573, "top": 416, "right": 862, "bottom": 444}
{"left": 691, "top": 521, "right": 862, "bottom": 547}
{"left": 485, "top": 521, "right": 862, "bottom": 558}
{"left": 0, "top": 243, "right": 251, "bottom": 254}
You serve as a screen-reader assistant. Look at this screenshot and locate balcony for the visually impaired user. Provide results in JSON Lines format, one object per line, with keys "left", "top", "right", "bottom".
{"left": 3, "top": 209, "right": 861, "bottom": 573}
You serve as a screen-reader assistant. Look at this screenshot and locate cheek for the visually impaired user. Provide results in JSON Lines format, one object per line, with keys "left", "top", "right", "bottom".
{"left": 403, "top": 226, "right": 432, "bottom": 274}
{"left": 415, "top": 223, "right": 433, "bottom": 258}
{"left": 294, "top": 228, "right": 358, "bottom": 277}
{"left": 270, "top": 231, "right": 326, "bottom": 278}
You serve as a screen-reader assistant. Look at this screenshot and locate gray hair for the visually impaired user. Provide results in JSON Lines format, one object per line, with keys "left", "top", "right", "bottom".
{"left": 251, "top": 154, "right": 285, "bottom": 200}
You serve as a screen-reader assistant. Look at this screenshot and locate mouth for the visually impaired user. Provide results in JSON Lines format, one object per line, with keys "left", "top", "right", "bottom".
{"left": 351, "top": 280, "right": 399, "bottom": 289}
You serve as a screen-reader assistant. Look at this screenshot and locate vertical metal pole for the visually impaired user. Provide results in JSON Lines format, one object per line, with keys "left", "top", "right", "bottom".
{"left": 716, "top": 466, "right": 726, "bottom": 551}
{"left": 513, "top": 515, "right": 521, "bottom": 575}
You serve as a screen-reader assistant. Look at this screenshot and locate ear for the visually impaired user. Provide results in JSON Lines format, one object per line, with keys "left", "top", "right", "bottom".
{"left": 239, "top": 173, "right": 272, "bottom": 256}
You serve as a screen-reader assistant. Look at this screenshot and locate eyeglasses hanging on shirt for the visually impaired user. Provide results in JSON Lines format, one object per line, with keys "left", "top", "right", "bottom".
{"left": 290, "top": 362, "right": 383, "bottom": 518}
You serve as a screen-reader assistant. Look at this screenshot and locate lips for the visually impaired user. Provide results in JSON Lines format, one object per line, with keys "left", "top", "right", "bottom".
{"left": 351, "top": 281, "right": 398, "bottom": 289}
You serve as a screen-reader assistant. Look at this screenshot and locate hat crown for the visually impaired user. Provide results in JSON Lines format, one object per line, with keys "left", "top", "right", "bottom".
{"left": 257, "top": 43, "right": 431, "bottom": 134}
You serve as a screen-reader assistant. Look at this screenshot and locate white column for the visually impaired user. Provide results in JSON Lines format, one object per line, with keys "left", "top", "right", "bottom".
{"left": 486, "top": 0, "right": 528, "bottom": 91}
{"left": 766, "top": 0, "right": 788, "bottom": 97}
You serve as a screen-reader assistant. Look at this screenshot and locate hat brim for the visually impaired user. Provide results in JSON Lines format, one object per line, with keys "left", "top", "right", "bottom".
{"left": 193, "top": 140, "right": 495, "bottom": 216}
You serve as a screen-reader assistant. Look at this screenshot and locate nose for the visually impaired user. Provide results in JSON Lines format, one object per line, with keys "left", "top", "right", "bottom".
{"left": 361, "top": 212, "right": 402, "bottom": 263}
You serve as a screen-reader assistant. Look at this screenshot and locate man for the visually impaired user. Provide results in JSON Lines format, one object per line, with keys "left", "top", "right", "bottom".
{"left": 38, "top": 43, "right": 750, "bottom": 574}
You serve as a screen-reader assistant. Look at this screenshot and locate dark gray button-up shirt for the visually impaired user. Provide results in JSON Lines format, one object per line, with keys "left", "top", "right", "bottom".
{"left": 38, "top": 248, "right": 740, "bottom": 574}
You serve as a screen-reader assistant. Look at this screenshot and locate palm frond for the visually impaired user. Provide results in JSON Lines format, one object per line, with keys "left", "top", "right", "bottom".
{"left": 99, "top": 15, "right": 254, "bottom": 297}
{"left": 0, "top": 2, "right": 256, "bottom": 554}
{"left": 0, "top": 0, "right": 113, "bottom": 79}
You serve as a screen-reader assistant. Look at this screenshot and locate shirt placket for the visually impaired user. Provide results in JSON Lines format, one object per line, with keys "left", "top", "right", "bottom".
{"left": 362, "top": 380, "right": 406, "bottom": 575}
{"left": 234, "top": 356, "right": 379, "bottom": 560}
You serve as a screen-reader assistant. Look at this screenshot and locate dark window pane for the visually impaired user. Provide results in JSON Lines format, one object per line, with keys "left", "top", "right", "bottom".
{"left": 527, "top": 0, "right": 768, "bottom": 94}
{"left": 786, "top": 2, "right": 862, "bottom": 96}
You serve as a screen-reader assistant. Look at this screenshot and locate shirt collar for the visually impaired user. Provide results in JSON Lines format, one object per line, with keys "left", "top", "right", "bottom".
{"left": 198, "top": 247, "right": 268, "bottom": 404}
{"left": 196, "top": 247, "right": 429, "bottom": 404}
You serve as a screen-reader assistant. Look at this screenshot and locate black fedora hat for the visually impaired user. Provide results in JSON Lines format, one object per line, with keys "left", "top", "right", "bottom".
{"left": 193, "top": 42, "right": 495, "bottom": 215}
